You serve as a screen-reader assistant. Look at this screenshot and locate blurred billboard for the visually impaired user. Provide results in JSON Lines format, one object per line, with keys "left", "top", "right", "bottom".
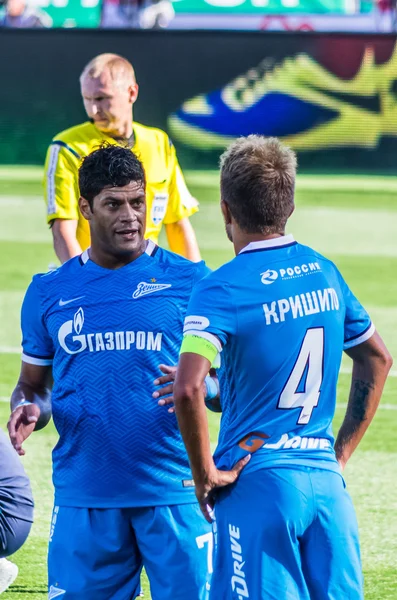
{"left": 0, "top": 31, "right": 396, "bottom": 172}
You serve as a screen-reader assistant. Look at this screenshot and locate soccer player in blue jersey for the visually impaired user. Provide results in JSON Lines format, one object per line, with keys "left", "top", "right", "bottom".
{"left": 7, "top": 145, "right": 215, "bottom": 600}
{"left": 173, "top": 136, "right": 393, "bottom": 600}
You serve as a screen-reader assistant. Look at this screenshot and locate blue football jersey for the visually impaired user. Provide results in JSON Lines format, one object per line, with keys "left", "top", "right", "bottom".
{"left": 21, "top": 241, "right": 210, "bottom": 507}
{"left": 183, "top": 235, "right": 374, "bottom": 474}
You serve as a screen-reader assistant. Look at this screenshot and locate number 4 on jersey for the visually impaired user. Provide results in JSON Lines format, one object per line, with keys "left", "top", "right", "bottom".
{"left": 278, "top": 327, "right": 324, "bottom": 425}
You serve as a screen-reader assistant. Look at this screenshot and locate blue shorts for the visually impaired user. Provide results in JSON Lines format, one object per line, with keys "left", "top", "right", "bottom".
{"left": 48, "top": 503, "right": 212, "bottom": 600}
{"left": 210, "top": 467, "right": 363, "bottom": 600}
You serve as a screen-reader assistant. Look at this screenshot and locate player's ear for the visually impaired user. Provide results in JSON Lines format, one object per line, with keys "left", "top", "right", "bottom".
{"left": 221, "top": 199, "right": 232, "bottom": 225}
{"left": 79, "top": 196, "right": 92, "bottom": 220}
{"left": 129, "top": 82, "right": 139, "bottom": 105}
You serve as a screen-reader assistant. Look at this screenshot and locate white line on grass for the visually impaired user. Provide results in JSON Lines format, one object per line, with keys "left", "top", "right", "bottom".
{"left": 0, "top": 196, "right": 42, "bottom": 206}
{"left": 0, "top": 167, "right": 43, "bottom": 181}
{"left": 0, "top": 346, "right": 21, "bottom": 354}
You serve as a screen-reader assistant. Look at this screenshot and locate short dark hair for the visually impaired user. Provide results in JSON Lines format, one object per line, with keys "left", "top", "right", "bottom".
{"left": 79, "top": 144, "right": 145, "bottom": 208}
{"left": 220, "top": 135, "right": 296, "bottom": 234}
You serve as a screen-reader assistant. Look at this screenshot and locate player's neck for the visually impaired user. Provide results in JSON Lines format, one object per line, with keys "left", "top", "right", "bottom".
{"left": 108, "top": 119, "right": 134, "bottom": 141}
{"left": 88, "top": 241, "right": 147, "bottom": 270}
{"left": 233, "top": 231, "right": 285, "bottom": 255}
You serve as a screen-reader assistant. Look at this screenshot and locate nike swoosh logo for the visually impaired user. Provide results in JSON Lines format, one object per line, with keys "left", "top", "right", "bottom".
{"left": 59, "top": 296, "right": 85, "bottom": 307}
{"left": 307, "top": 85, "right": 381, "bottom": 114}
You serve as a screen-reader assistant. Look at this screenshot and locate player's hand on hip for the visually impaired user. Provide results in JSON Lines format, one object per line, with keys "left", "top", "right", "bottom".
{"left": 7, "top": 404, "right": 40, "bottom": 456}
{"left": 196, "top": 455, "right": 251, "bottom": 523}
{"left": 153, "top": 364, "right": 177, "bottom": 413}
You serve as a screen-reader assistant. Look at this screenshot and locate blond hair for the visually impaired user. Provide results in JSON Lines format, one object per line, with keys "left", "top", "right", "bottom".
{"left": 80, "top": 53, "right": 136, "bottom": 86}
{"left": 220, "top": 135, "right": 297, "bottom": 234}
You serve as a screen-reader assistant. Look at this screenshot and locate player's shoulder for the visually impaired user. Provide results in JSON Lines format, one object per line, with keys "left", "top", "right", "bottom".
{"left": 32, "top": 256, "right": 84, "bottom": 292}
{"left": 49, "top": 121, "right": 96, "bottom": 158}
{"left": 153, "top": 246, "right": 210, "bottom": 281}
{"left": 212, "top": 252, "right": 243, "bottom": 278}
{"left": 291, "top": 242, "right": 348, "bottom": 293}
{"left": 52, "top": 121, "right": 94, "bottom": 143}
{"left": 192, "top": 256, "right": 236, "bottom": 292}
{"left": 134, "top": 121, "right": 173, "bottom": 156}
{"left": 295, "top": 242, "right": 339, "bottom": 272}
{"left": 134, "top": 121, "right": 169, "bottom": 143}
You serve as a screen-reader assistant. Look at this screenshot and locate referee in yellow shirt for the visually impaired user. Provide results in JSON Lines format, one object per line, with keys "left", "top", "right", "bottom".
{"left": 44, "top": 53, "right": 201, "bottom": 263}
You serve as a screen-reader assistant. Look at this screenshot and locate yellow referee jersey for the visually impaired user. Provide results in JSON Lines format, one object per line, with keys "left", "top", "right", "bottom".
{"left": 44, "top": 121, "right": 198, "bottom": 250}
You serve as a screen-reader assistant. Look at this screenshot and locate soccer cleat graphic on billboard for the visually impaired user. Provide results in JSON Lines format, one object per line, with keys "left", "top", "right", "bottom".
{"left": 168, "top": 47, "right": 397, "bottom": 151}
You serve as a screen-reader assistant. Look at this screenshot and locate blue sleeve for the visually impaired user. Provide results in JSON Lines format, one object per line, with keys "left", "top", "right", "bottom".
{"left": 184, "top": 275, "right": 237, "bottom": 349}
{"left": 21, "top": 279, "right": 54, "bottom": 365}
{"left": 338, "top": 273, "right": 374, "bottom": 350}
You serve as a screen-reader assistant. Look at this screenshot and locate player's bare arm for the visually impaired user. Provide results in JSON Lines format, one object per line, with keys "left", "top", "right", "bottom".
{"left": 8, "top": 362, "right": 52, "bottom": 456}
{"left": 153, "top": 365, "right": 221, "bottom": 413}
{"left": 51, "top": 219, "right": 82, "bottom": 263}
{"left": 165, "top": 218, "right": 201, "bottom": 262}
{"left": 335, "top": 331, "right": 392, "bottom": 470}
{"left": 174, "top": 352, "right": 249, "bottom": 523}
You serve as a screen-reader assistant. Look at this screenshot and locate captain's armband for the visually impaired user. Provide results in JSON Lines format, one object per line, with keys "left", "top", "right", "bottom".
{"left": 180, "top": 334, "right": 219, "bottom": 365}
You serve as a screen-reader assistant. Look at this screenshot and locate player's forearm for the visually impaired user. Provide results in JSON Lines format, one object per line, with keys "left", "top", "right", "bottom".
{"left": 53, "top": 235, "right": 82, "bottom": 263}
{"left": 182, "top": 229, "right": 201, "bottom": 262}
{"left": 174, "top": 381, "right": 216, "bottom": 484}
{"left": 166, "top": 219, "right": 201, "bottom": 262}
{"left": 335, "top": 341, "right": 392, "bottom": 468}
{"left": 11, "top": 381, "right": 52, "bottom": 431}
{"left": 52, "top": 219, "right": 82, "bottom": 263}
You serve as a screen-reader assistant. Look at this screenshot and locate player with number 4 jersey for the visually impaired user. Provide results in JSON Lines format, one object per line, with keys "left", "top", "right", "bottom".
{"left": 173, "top": 136, "right": 392, "bottom": 600}
{"left": 186, "top": 236, "right": 373, "bottom": 476}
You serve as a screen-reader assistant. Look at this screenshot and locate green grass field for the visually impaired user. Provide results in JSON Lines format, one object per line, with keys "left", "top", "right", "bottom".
{"left": 0, "top": 168, "right": 396, "bottom": 599}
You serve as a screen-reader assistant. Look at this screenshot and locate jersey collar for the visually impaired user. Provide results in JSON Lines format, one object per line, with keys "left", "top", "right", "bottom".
{"left": 239, "top": 234, "right": 296, "bottom": 254}
{"left": 80, "top": 240, "right": 158, "bottom": 265}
